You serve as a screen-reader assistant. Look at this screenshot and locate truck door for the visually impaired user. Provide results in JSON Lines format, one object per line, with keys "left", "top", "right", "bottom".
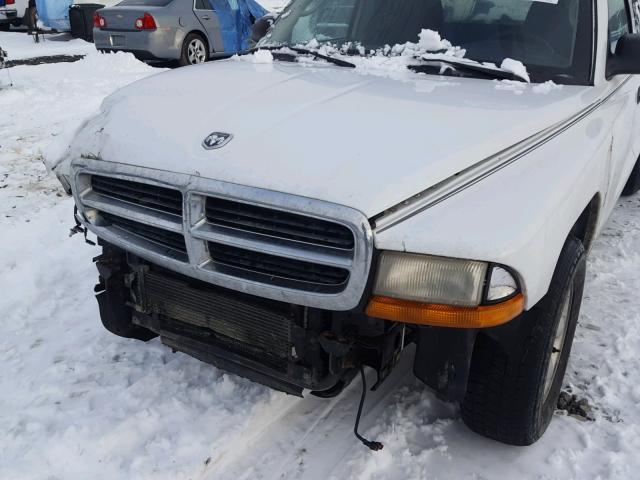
{"left": 604, "top": 0, "right": 640, "bottom": 207}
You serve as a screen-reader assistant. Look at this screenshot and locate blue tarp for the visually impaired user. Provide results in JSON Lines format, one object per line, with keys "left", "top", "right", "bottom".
{"left": 36, "top": 0, "right": 73, "bottom": 30}
{"left": 208, "top": 0, "right": 267, "bottom": 53}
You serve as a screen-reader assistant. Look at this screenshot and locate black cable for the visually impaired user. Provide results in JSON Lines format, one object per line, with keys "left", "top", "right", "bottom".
{"left": 353, "top": 366, "right": 383, "bottom": 451}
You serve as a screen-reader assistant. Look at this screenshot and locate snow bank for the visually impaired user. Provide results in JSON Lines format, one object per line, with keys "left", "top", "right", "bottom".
{"left": 0, "top": 32, "right": 95, "bottom": 60}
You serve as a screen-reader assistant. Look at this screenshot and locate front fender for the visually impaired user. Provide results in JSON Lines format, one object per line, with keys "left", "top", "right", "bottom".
{"left": 373, "top": 109, "right": 611, "bottom": 310}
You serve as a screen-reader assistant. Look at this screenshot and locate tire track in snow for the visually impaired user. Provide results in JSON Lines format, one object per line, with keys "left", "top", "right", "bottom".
{"left": 203, "top": 348, "right": 420, "bottom": 480}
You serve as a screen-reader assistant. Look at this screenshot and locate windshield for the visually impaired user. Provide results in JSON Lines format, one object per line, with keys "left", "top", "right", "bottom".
{"left": 260, "top": 0, "right": 593, "bottom": 84}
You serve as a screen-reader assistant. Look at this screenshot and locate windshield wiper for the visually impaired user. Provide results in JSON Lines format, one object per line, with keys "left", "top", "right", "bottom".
{"left": 252, "top": 45, "right": 356, "bottom": 68}
{"left": 408, "top": 57, "right": 529, "bottom": 82}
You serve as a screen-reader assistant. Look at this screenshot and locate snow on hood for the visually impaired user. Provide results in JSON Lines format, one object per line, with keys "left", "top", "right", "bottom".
{"left": 257, "top": 29, "right": 530, "bottom": 83}
{"left": 59, "top": 58, "right": 589, "bottom": 218}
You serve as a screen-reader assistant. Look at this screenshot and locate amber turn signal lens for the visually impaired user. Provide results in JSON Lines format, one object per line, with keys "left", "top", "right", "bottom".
{"left": 365, "top": 293, "right": 524, "bottom": 328}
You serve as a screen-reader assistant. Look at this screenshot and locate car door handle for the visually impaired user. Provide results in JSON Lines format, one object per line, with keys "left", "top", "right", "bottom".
{"left": 202, "top": 15, "right": 211, "bottom": 20}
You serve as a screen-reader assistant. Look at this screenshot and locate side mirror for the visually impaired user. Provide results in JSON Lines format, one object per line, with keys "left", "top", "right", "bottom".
{"left": 250, "top": 14, "right": 276, "bottom": 46}
{"left": 607, "top": 33, "right": 640, "bottom": 78}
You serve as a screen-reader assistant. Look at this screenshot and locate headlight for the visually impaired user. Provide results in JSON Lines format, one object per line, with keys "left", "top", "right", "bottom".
{"left": 366, "top": 252, "right": 524, "bottom": 328}
{"left": 373, "top": 252, "right": 487, "bottom": 307}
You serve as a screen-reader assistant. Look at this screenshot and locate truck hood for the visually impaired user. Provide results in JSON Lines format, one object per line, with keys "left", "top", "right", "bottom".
{"left": 64, "top": 57, "right": 593, "bottom": 218}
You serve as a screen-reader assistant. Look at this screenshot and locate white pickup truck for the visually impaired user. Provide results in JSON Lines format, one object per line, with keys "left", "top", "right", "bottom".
{"left": 52, "top": 0, "right": 640, "bottom": 447}
{"left": 0, "top": 0, "right": 29, "bottom": 29}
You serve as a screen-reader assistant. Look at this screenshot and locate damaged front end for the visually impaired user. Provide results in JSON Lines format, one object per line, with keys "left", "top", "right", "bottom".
{"left": 94, "top": 241, "right": 407, "bottom": 398}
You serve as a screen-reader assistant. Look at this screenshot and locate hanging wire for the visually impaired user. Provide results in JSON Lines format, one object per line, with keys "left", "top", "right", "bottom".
{"left": 353, "top": 366, "right": 383, "bottom": 451}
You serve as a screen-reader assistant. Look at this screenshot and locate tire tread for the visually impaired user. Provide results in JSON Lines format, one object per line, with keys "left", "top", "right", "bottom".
{"left": 461, "top": 237, "right": 585, "bottom": 445}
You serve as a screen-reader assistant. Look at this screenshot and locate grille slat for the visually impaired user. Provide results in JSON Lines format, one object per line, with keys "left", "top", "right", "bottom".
{"left": 92, "top": 176, "right": 183, "bottom": 216}
{"left": 208, "top": 242, "right": 349, "bottom": 287}
{"left": 206, "top": 197, "right": 354, "bottom": 250}
{"left": 101, "top": 212, "right": 187, "bottom": 256}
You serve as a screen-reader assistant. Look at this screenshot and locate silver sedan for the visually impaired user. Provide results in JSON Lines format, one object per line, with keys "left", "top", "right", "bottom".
{"left": 93, "top": 0, "right": 263, "bottom": 66}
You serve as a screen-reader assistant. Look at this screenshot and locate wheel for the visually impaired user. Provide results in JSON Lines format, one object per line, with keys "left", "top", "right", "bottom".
{"left": 179, "top": 33, "right": 208, "bottom": 67}
{"left": 621, "top": 156, "right": 640, "bottom": 196}
{"left": 461, "top": 237, "right": 586, "bottom": 446}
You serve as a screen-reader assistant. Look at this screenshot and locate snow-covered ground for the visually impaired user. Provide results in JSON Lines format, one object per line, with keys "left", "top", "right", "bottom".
{"left": 2, "top": 31, "right": 640, "bottom": 480}
{"left": 1, "top": 32, "right": 95, "bottom": 60}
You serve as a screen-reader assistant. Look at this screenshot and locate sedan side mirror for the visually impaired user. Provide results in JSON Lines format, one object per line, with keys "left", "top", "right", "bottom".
{"left": 607, "top": 33, "right": 640, "bottom": 78}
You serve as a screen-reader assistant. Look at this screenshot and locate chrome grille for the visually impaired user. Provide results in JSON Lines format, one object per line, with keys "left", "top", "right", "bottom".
{"left": 100, "top": 212, "right": 188, "bottom": 259}
{"left": 205, "top": 197, "right": 354, "bottom": 250}
{"left": 72, "top": 160, "right": 373, "bottom": 311}
{"left": 92, "top": 175, "right": 183, "bottom": 216}
{"left": 207, "top": 241, "right": 350, "bottom": 293}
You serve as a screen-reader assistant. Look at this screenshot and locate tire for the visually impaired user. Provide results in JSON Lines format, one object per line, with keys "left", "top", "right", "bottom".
{"left": 461, "top": 237, "right": 586, "bottom": 446}
{"left": 0, "top": 24, "right": 10, "bottom": 31}
{"left": 179, "top": 33, "right": 209, "bottom": 67}
{"left": 621, "top": 156, "right": 640, "bottom": 196}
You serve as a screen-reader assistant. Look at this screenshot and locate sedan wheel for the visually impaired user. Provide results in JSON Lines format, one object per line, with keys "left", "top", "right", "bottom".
{"left": 187, "top": 38, "right": 207, "bottom": 64}
{"left": 179, "top": 34, "right": 209, "bottom": 67}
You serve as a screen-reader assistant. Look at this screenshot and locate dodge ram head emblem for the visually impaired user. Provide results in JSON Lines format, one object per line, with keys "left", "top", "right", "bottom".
{"left": 202, "top": 132, "right": 233, "bottom": 150}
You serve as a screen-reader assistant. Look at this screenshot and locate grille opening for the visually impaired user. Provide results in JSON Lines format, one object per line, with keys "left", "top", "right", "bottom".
{"left": 143, "top": 270, "right": 293, "bottom": 370}
{"left": 205, "top": 197, "right": 355, "bottom": 250}
{"left": 92, "top": 175, "right": 183, "bottom": 216}
{"left": 165, "top": 321, "right": 289, "bottom": 371}
{"left": 207, "top": 242, "right": 350, "bottom": 288}
{"left": 100, "top": 212, "right": 187, "bottom": 257}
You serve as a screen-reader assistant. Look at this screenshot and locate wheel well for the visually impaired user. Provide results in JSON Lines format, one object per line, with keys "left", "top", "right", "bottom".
{"left": 569, "top": 194, "right": 600, "bottom": 251}
{"left": 185, "top": 30, "right": 211, "bottom": 52}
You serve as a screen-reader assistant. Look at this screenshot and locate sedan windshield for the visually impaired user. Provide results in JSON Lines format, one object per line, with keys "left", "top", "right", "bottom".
{"left": 260, "top": 0, "right": 593, "bottom": 84}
